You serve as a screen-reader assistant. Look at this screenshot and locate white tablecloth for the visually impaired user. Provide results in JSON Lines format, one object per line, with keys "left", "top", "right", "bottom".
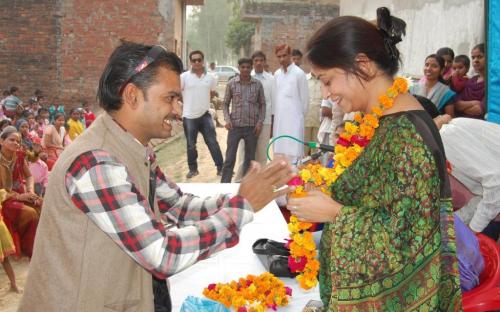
{"left": 170, "top": 183, "right": 320, "bottom": 311}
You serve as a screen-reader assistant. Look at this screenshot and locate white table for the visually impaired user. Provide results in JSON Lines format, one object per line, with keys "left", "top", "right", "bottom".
{"left": 170, "top": 183, "right": 320, "bottom": 311}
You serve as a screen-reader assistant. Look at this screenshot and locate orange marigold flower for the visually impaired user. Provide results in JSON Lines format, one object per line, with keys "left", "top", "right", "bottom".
{"left": 378, "top": 94, "right": 393, "bottom": 109}
{"left": 353, "top": 113, "right": 363, "bottom": 123}
{"left": 387, "top": 86, "right": 397, "bottom": 97}
{"left": 394, "top": 77, "right": 409, "bottom": 93}
{"left": 372, "top": 106, "right": 383, "bottom": 116}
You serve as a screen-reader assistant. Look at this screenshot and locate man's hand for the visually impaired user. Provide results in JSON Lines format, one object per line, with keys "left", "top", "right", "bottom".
{"left": 225, "top": 121, "right": 233, "bottom": 130}
{"left": 254, "top": 124, "right": 262, "bottom": 136}
{"left": 238, "top": 157, "right": 296, "bottom": 213}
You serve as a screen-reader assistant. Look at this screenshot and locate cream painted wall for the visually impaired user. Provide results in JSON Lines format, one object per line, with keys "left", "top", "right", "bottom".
{"left": 339, "top": 0, "right": 485, "bottom": 77}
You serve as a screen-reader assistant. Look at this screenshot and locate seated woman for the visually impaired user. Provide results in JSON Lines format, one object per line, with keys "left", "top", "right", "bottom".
{"left": 455, "top": 44, "right": 485, "bottom": 119}
{"left": 16, "top": 119, "right": 34, "bottom": 151}
{"left": 410, "top": 54, "right": 456, "bottom": 116}
{"left": 288, "top": 8, "right": 462, "bottom": 310}
{"left": 42, "top": 113, "right": 65, "bottom": 170}
{"left": 0, "top": 126, "right": 41, "bottom": 258}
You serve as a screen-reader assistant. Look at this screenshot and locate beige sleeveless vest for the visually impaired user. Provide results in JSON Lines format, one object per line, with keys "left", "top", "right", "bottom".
{"left": 19, "top": 113, "right": 155, "bottom": 311}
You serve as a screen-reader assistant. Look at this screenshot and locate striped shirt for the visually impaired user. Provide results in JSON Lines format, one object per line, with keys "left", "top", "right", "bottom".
{"left": 223, "top": 76, "right": 265, "bottom": 127}
{"left": 65, "top": 149, "right": 253, "bottom": 279}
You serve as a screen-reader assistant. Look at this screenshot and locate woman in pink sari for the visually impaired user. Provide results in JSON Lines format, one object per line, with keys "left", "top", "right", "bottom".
{"left": 0, "top": 126, "right": 41, "bottom": 258}
{"left": 42, "top": 112, "right": 65, "bottom": 170}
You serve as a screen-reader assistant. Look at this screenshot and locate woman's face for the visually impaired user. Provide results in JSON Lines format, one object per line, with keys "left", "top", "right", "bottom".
{"left": 27, "top": 115, "right": 36, "bottom": 126}
{"left": 441, "top": 54, "right": 453, "bottom": 72}
{"left": 424, "top": 57, "right": 442, "bottom": 82}
{"left": 471, "top": 48, "right": 485, "bottom": 74}
{"left": 19, "top": 123, "right": 29, "bottom": 135}
{"left": 1, "top": 133, "right": 21, "bottom": 153}
{"left": 313, "top": 66, "right": 367, "bottom": 114}
{"left": 55, "top": 116, "right": 65, "bottom": 128}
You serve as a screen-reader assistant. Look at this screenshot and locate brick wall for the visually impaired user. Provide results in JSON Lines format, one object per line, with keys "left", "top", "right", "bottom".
{"left": 0, "top": 0, "right": 175, "bottom": 109}
{"left": 0, "top": 0, "right": 59, "bottom": 103}
{"left": 243, "top": 1, "right": 339, "bottom": 73}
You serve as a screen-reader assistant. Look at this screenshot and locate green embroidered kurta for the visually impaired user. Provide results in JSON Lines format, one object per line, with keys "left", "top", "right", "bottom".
{"left": 319, "top": 111, "right": 462, "bottom": 311}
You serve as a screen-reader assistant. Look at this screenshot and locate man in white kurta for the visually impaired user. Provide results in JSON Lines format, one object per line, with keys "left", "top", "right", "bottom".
{"left": 439, "top": 117, "right": 500, "bottom": 240}
{"left": 273, "top": 45, "right": 309, "bottom": 164}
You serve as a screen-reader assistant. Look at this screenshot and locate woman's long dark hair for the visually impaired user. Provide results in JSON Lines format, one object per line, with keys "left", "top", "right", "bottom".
{"left": 306, "top": 7, "right": 406, "bottom": 79}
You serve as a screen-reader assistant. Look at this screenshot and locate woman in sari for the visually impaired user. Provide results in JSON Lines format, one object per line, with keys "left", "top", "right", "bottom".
{"left": 455, "top": 44, "right": 485, "bottom": 119}
{"left": 16, "top": 119, "right": 34, "bottom": 151}
{"left": 0, "top": 126, "right": 41, "bottom": 258}
{"left": 42, "top": 112, "right": 65, "bottom": 170}
{"left": 410, "top": 54, "right": 456, "bottom": 116}
{"left": 288, "top": 8, "right": 462, "bottom": 311}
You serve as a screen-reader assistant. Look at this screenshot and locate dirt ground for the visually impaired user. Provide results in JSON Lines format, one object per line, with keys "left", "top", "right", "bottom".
{"left": 0, "top": 113, "right": 230, "bottom": 311}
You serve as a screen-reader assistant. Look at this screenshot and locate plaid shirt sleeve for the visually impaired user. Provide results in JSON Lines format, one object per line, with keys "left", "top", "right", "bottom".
{"left": 154, "top": 166, "right": 250, "bottom": 225}
{"left": 65, "top": 150, "right": 254, "bottom": 279}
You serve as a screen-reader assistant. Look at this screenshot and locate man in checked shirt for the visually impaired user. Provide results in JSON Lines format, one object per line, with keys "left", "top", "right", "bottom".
{"left": 19, "top": 41, "right": 295, "bottom": 312}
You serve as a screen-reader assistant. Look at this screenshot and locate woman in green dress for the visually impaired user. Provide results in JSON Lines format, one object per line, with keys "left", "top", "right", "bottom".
{"left": 287, "top": 8, "right": 462, "bottom": 311}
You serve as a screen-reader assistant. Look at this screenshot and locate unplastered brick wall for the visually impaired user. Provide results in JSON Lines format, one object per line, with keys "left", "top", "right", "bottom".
{"left": 0, "top": 0, "right": 174, "bottom": 109}
{"left": 243, "top": 1, "right": 339, "bottom": 73}
{"left": 0, "top": 0, "right": 59, "bottom": 103}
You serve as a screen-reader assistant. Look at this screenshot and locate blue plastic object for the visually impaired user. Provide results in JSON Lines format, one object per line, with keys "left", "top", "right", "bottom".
{"left": 180, "top": 296, "right": 230, "bottom": 312}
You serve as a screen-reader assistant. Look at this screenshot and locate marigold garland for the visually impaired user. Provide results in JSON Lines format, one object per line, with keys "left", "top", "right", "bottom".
{"left": 203, "top": 272, "right": 292, "bottom": 311}
{"left": 286, "top": 77, "right": 408, "bottom": 290}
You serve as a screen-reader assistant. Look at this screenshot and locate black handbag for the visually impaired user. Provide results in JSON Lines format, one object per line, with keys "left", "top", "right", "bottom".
{"left": 252, "top": 238, "right": 298, "bottom": 278}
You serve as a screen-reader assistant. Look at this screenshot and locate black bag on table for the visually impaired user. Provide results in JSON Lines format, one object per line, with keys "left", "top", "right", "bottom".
{"left": 252, "top": 238, "right": 298, "bottom": 278}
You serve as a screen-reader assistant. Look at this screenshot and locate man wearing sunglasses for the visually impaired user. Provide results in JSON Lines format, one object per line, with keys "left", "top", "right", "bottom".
{"left": 19, "top": 42, "right": 295, "bottom": 312}
{"left": 180, "top": 50, "right": 224, "bottom": 179}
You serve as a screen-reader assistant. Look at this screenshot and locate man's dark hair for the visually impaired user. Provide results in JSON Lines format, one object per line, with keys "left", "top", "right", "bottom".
{"left": 454, "top": 55, "right": 470, "bottom": 71}
{"left": 251, "top": 50, "right": 266, "bottom": 60}
{"left": 97, "top": 41, "right": 183, "bottom": 112}
{"left": 189, "top": 50, "right": 204, "bottom": 61}
{"left": 10, "top": 86, "right": 18, "bottom": 94}
{"left": 3, "top": 90, "right": 10, "bottom": 96}
{"left": 238, "top": 58, "right": 253, "bottom": 66}
{"left": 34, "top": 89, "right": 43, "bottom": 96}
{"left": 291, "top": 49, "right": 303, "bottom": 57}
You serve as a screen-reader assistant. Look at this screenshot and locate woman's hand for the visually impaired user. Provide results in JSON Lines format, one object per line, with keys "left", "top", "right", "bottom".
{"left": 287, "top": 190, "right": 342, "bottom": 223}
{"left": 18, "top": 193, "right": 38, "bottom": 203}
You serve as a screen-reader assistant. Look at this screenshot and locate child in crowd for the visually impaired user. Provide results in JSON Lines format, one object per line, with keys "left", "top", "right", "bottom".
{"left": 27, "top": 138, "right": 49, "bottom": 196}
{"left": 67, "top": 108, "right": 84, "bottom": 140}
{"left": 450, "top": 54, "right": 470, "bottom": 93}
{"left": 436, "top": 47, "right": 455, "bottom": 83}
{"left": 63, "top": 122, "right": 72, "bottom": 146}
{"left": 82, "top": 101, "right": 96, "bottom": 128}
{"left": 0, "top": 119, "right": 11, "bottom": 131}
{"left": 33, "top": 115, "right": 46, "bottom": 138}
{"left": 0, "top": 189, "right": 22, "bottom": 293}
{"left": 48, "top": 104, "right": 65, "bottom": 123}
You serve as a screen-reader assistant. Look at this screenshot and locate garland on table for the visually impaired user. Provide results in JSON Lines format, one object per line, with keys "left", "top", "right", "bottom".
{"left": 286, "top": 77, "right": 409, "bottom": 290}
{"left": 203, "top": 272, "right": 292, "bottom": 311}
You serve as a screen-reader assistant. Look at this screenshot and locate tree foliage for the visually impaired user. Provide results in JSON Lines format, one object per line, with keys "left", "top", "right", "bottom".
{"left": 225, "top": 17, "right": 255, "bottom": 56}
{"left": 186, "top": 0, "right": 233, "bottom": 64}
{"left": 186, "top": 0, "right": 255, "bottom": 64}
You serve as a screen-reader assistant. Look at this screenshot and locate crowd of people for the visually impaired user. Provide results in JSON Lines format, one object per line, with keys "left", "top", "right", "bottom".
{"left": 0, "top": 89, "right": 95, "bottom": 292}
{"left": 0, "top": 5, "right": 496, "bottom": 311}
